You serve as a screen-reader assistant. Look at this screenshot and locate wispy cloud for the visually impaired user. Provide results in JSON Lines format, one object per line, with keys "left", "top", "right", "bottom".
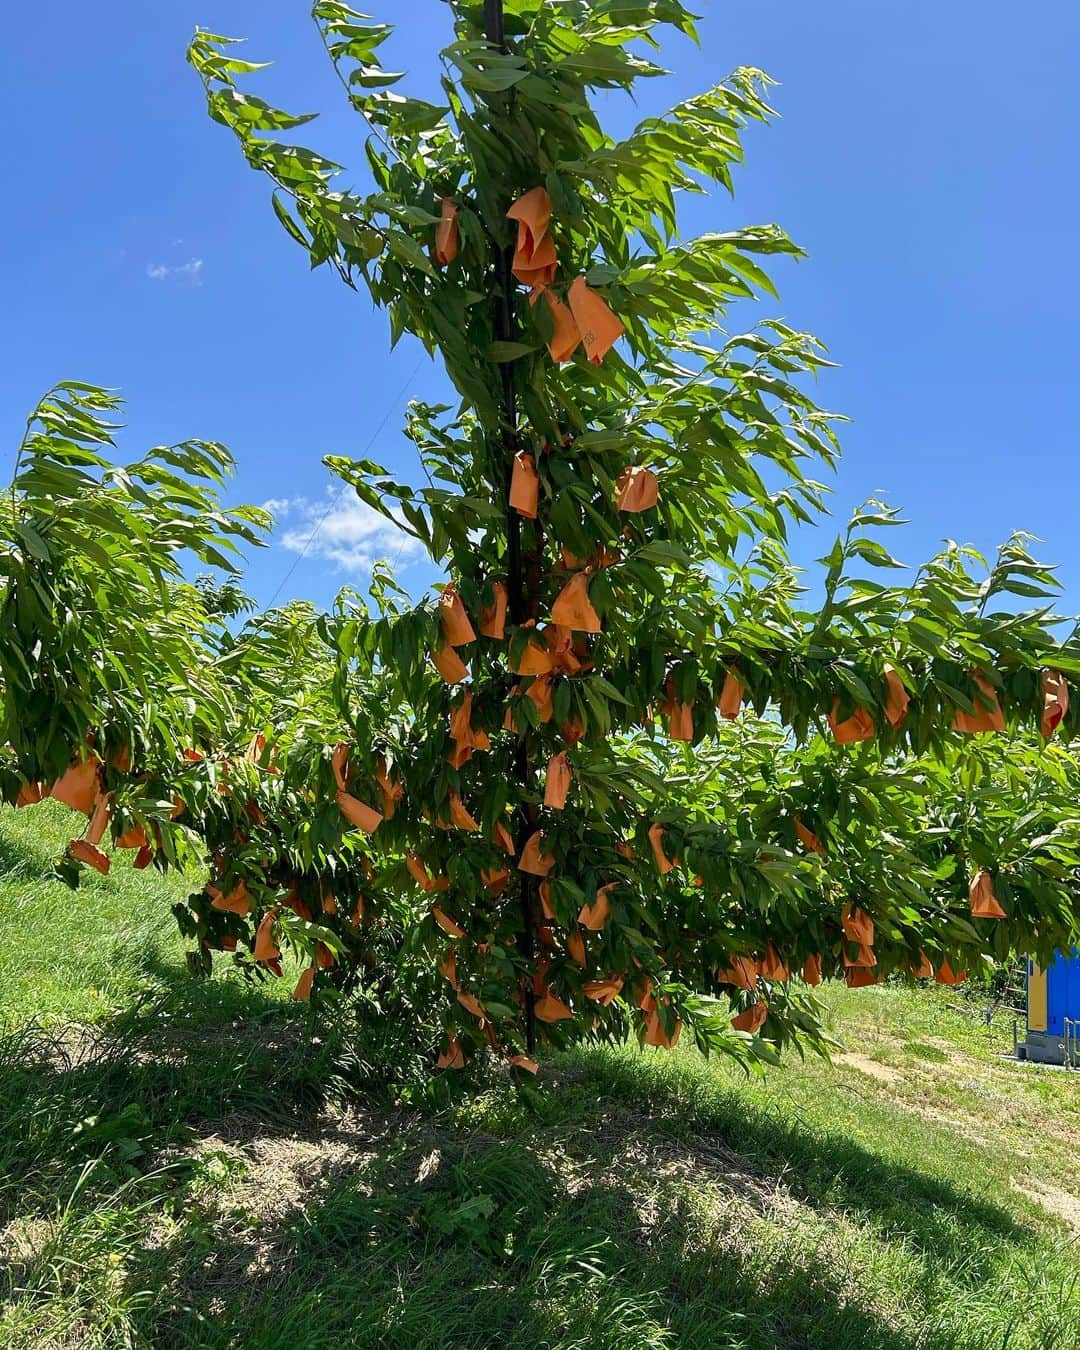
{"left": 146, "top": 258, "right": 204, "bottom": 286}
{"left": 266, "top": 490, "right": 421, "bottom": 574}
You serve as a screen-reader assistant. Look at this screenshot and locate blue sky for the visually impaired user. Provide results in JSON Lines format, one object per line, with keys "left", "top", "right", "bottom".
{"left": 3, "top": 1, "right": 1078, "bottom": 614}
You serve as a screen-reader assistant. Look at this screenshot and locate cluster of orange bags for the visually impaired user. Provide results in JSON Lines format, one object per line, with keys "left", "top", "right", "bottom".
{"left": 18, "top": 749, "right": 155, "bottom": 876}
{"left": 506, "top": 186, "right": 624, "bottom": 367}
{"left": 829, "top": 666, "right": 1068, "bottom": 745}
{"left": 432, "top": 185, "right": 626, "bottom": 369}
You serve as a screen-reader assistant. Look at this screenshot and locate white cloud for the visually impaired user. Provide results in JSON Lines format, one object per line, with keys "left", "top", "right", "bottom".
{"left": 274, "top": 489, "right": 421, "bottom": 574}
{"left": 146, "top": 258, "right": 204, "bottom": 286}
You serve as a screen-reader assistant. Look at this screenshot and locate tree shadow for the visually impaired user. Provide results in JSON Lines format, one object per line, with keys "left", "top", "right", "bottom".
{"left": 2, "top": 1005, "right": 1066, "bottom": 1350}
{"left": 539, "top": 1043, "right": 1027, "bottom": 1267}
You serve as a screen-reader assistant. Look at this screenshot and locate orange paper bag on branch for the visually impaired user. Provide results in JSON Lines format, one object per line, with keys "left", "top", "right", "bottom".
{"left": 662, "top": 678, "right": 694, "bottom": 742}
{"left": 478, "top": 581, "right": 508, "bottom": 640}
{"left": 883, "top": 665, "right": 911, "bottom": 728}
{"left": 507, "top": 186, "right": 555, "bottom": 288}
{"left": 543, "top": 290, "right": 581, "bottom": 363}
{"left": 648, "top": 822, "right": 677, "bottom": 875}
{"left": 935, "top": 959, "right": 966, "bottom": 986}
{"left": 433, "top": 197, "right": 459, "bottom": 266}
{"left": 643, "top": 1008, "right": 682, "bottom": 1048}
{"left": 760, "top": 945, "right": 789, "bottom": 982}
{"left": 1040, "top": 668, "right": 1069, "bottom": 739}
{"left": 841, "top": 904, "right": 874, "bottom": 945}
{"left": 567, "top": 276, "right": 624, "bottom": 364}
{"left": 433, "top": 906, "right": 466, "bottom": 939}
{"left": 909, "top": 950, "right": 935, "bottom": 979}
{"left": 969, "top": 868, "right": 1006, "bottom": 919}
{"left": 406, "top": 852, "right": 449, "bottom": 893}
{"left": 253, "top": 910, "right": 280, "bottom": 963}
{"left": 829, "top": 700, "right": 875, "bottom": 745}
{"left": 731, "top": 1002, "right": 768, "bottom": 1035}
{"left": 579, "top": 882, "right": 615, "bottom": 931}
{"left": 432, "top": 644, "right": 469, "bottom": 684}
{"left": 519, "top": 830, "right": 555, "bottom": 876}
{"left": 437, "top": 1037, "right": 465, "bottom": 1071}
{"left": 51, "top": 755, "right": 101, "bottom": 815}
{"left": 952, "top": 672, "right": 1005, "bottom": 734}
{"left": 794, "top": 815, "right": 827, "bottom": 857}
{"left": 337, "top": 791, "right": 383, "bottom": 834}
{"left": 509, "top": 450, "right": 539, "bottom": 519}
{"left": 551, "top": 572, "right": 601, "bottom": 634}
{"left": 439, "top": 583, "right": 476, "bottom": 647}
{"left": 718, "top": 955, "right": 758, "bottom": 991}
{"left": 718, "top": 669, "right": 744, "bottom": 720}
{"left": 293, "top": 967, "right": 316, "bottom": 1002}
{"left": 544, "top": 751, "right": 572, "bottom": 810}
{"left": 614, "top": 465, "right": 658, "bottom": 513}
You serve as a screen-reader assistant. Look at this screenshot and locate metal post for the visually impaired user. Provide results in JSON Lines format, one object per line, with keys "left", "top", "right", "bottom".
{"left": 484, "top": 0, "right": 536, "bottom": 1056}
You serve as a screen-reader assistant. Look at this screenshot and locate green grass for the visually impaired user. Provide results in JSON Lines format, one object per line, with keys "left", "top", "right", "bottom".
{"left": 1, "top": 804, "right": 1078, "bottom": 1349}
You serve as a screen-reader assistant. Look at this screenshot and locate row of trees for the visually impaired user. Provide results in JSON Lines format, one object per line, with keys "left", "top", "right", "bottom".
{"left": 3, "top": 0, "right": 1079, "bottom": 1075}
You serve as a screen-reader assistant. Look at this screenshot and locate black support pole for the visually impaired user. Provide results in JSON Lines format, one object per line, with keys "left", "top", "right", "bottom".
{"left": 484, "top": 0, "right": 536, "bottom": 1056}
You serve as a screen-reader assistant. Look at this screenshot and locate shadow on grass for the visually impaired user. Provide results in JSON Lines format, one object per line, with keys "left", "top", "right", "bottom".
{"left": 3, "top": 997, "right": 1069, "bottom": 1350}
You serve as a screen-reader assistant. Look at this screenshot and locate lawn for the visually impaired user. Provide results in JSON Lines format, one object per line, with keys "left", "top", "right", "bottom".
{"left": 1, "top": 803, "right": 1078, "bottom": 1349}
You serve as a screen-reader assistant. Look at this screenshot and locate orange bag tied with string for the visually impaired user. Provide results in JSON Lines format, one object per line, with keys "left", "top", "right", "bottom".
{"left": 551, "top": 571, "right": 602, "bottom": 634}
{"left": 432, "top": 644, "right": 469, "bottom": 684}
{"left": 440, "top": 583, "right": 476, "bottom": 646}
{"left": 952, "top": 672, "right": 1005, "bottom": 734}
{"left": 841, "top": 904, "right": 874, "bottom": 945}
{"left": 718, "top": 669, "right": 743, "bottom": 720}
{"left": 579, "top": 882, "right": 615, "bottom": 931}
{"left": 544, "top": 751, "right": 572, "bottom": 810}
{"left": 507, "top": 186, "right": 555, "bottom": 290}
{"left": 732, "top": 1002, "right": 768, "bottom": 1035}
{"left": 1040, "top": 668, "right": 1069, "bottom": 739}
{"left": 543, "top": 289, "right": 581, "bottom": 363}
{"left": 51, "top": 755, "right": 101, "bottom": 816}
{"left": 437, "top": 1037, "right": 465, "bottom": 1070}
{"left": 969, "top": 868, "right": 1006, "bottom": 919}
{"left": 648, "top": 822, "right": 677, "bottom": 875}
{"left": 883, "top": 665, "right": 910, "bottom": 728}
{"left": 479, "top": 580, "right": 509, "bottom": 639}
{"left": 433, "top": 197, "right": 459, "bottom": 266}
{"left": 614, "top": 465, "right": 658, "bottom": 513}
{"left": 518, "top": 830, "right": 555, "bottom": 876}
{"left": 829, "top": 701, "right": 875, "bottom": 745}
{"left": 567, "top": 275, "right": 624, "bottom": 363}
{"left": 509, "top": 450, "right": 539, "bottom": 519}
{"left": 794, "top": 815, "right": 827, "bottom": 857}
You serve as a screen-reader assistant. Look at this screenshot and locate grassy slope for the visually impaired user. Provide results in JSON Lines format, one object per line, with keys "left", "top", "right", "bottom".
{"left": 0, "top": 804, "right": 1078, "bottom": 1350}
